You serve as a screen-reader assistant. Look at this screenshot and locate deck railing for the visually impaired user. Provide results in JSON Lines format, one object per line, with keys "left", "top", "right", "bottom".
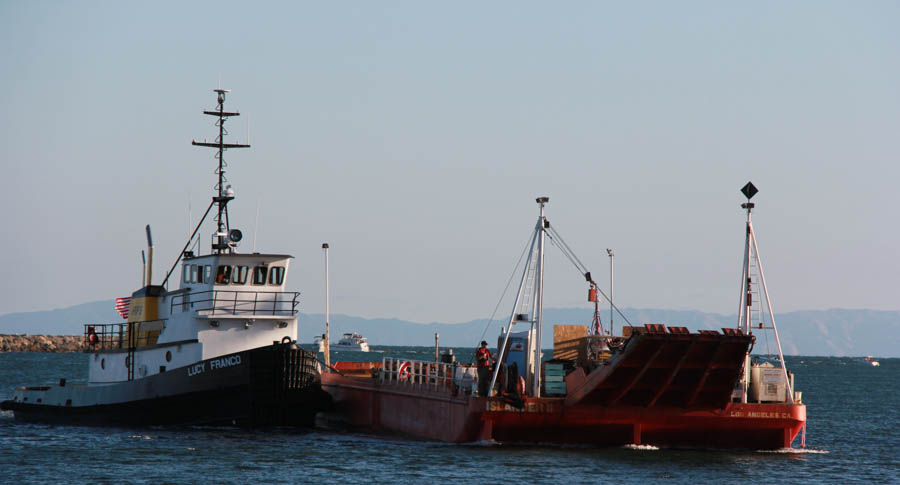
{"left": 83, "top": 320, "right": 165, "bottom": 351}
{"left": 170, "top": 290, "right": 300, "bottom": 317}
{"left": 381, "top": 357, "right": 458, "bottom": 392}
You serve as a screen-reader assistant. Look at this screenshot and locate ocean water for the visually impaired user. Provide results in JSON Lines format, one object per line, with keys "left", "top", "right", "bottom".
{"left": 1, "top": 349, "right": 897, "bottom": 484}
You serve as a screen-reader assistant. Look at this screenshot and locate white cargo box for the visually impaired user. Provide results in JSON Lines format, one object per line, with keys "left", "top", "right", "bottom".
{"left": 749, "top": 362, "right": 788, "bottom": 403}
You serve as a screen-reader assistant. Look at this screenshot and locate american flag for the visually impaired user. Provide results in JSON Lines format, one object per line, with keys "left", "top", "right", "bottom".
{"left": 115, "top": 297, "right": 131, "bottom": 319}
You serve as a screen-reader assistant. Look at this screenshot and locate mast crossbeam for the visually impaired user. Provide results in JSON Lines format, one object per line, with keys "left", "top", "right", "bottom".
{"left": 202, "top": 110, "right": 241, "bottom": 117}
{"left": 192, "top": 141, "right": 251, "bottom": 148}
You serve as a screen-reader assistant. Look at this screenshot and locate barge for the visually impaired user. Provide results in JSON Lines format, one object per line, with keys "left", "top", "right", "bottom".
{"left": 321, "top": 186, "right": 806, "bottom": 449}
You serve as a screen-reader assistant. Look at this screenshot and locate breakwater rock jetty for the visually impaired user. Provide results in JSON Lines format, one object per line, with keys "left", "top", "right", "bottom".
{"left": 0, "top": 335, "right": 83, "bottom": 352}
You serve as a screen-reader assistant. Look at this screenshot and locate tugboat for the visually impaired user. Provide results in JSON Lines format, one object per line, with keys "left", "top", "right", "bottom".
{"left": 1, "top": 90, "right": 331, "bottom": 426}
{"left": 320, "top": 185, "right": 806, "bottom": 449}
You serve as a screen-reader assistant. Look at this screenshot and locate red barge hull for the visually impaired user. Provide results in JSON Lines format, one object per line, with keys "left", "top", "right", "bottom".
{"left": 321, "top": 372, "right": 804, "bottom": 449}
{"left": 320, "top": 327, "right": 805, "bottom": 449}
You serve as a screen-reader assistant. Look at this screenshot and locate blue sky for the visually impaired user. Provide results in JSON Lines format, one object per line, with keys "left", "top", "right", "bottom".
{"left": 1, "top": 1, "right": 898, "bottom": 322}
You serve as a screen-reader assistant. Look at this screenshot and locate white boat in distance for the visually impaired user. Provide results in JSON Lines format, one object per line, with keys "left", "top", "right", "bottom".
{"left": 315, "top": 332, "right": 370, "bottom": 352}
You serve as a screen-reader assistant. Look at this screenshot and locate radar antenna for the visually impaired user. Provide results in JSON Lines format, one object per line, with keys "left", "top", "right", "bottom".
{"left": 192, "top": 89, "right": 250, "bottom": 253}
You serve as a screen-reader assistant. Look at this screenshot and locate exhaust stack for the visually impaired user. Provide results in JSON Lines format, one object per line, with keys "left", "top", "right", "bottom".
{"left": 145, "top": 225, "right": 154, "bottom": 286}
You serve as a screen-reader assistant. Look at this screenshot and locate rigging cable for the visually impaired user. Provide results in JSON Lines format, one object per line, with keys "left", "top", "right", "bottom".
{"left": 471, "top": 228, "right": 537, "bottom": 364}
{"left": 547, "top": 226, "right": 589, "bottom": 275}
{"left": 544, "top": 226, "right": 634, "bottom": 327}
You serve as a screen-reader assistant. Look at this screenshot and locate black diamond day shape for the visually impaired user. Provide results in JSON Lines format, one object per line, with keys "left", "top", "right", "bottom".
{"left": 741, "top": 182, "right": 758, "bottom": 200}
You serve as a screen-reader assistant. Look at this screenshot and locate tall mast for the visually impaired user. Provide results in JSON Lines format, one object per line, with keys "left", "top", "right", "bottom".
{"left": 736, "top": 182, "right": 794, "bottom": 404}
{"left": 607, "top": 248, "right": 614, "bottom": 336}
{"left": 533, "top": 196, "right": 548, "bottom": 397}
{"left": 192, "top": 89, "right": 250, "bottom": 254}
{"left": 490, "top": 197, "right": 549, "bottom": 397}
{"left": 323, "top": 243, "right": 331, "bottom": 372}
{"left": 737, "top": 183, "right": 756, "bottom": 403}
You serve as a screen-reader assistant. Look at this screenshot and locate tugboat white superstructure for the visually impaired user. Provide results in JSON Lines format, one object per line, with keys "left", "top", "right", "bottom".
{"left": 1, "top": 90, "right": 331, "bottom": 426}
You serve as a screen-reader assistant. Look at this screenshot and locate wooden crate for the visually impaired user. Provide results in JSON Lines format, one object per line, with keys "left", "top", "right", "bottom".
{"left": 553, "top": 325, "right": 587, "bottom": 362}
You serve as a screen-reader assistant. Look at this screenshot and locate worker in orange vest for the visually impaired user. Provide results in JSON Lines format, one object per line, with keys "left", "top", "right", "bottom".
{"left": 476, "top": 341, "right": 494, "bottom": 397}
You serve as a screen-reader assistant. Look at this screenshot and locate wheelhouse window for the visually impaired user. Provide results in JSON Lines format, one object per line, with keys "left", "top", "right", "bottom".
{"left": 269, "top": 266, "right": 285, "bottom": 285}
{"left": 183, "top": 265, "right": 191, "bottom": 283}
{"left": 215, "top": 265, "right": 232, "bottom": 284}
{"left": 190, "top": 264, "right": 199, "bottom": 283}
{"left": 203, "top": 265, "right": 212, "bottom": 284}
{"left": 252, "top": 266, "right": 268, "bottom": 285}
{"left": 233, "top": 266, "right": 249, "bottom": 285}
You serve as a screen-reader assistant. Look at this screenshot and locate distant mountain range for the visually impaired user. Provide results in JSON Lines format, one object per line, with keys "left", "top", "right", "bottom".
{"left": 1, "top": 301, "right": 897, "bottom": 357}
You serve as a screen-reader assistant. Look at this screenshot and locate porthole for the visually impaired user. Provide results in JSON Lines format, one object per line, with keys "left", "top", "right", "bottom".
{"left": 166, "top": 351, "right": 172, "bottom": 362}
{"left": 101, "top": 358, "right": 105, "bottom": 370}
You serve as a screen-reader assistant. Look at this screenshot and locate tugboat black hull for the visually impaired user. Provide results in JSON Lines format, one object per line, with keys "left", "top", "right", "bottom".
{"left": 1, "top": 343, "right": 332, "bottom": 427}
